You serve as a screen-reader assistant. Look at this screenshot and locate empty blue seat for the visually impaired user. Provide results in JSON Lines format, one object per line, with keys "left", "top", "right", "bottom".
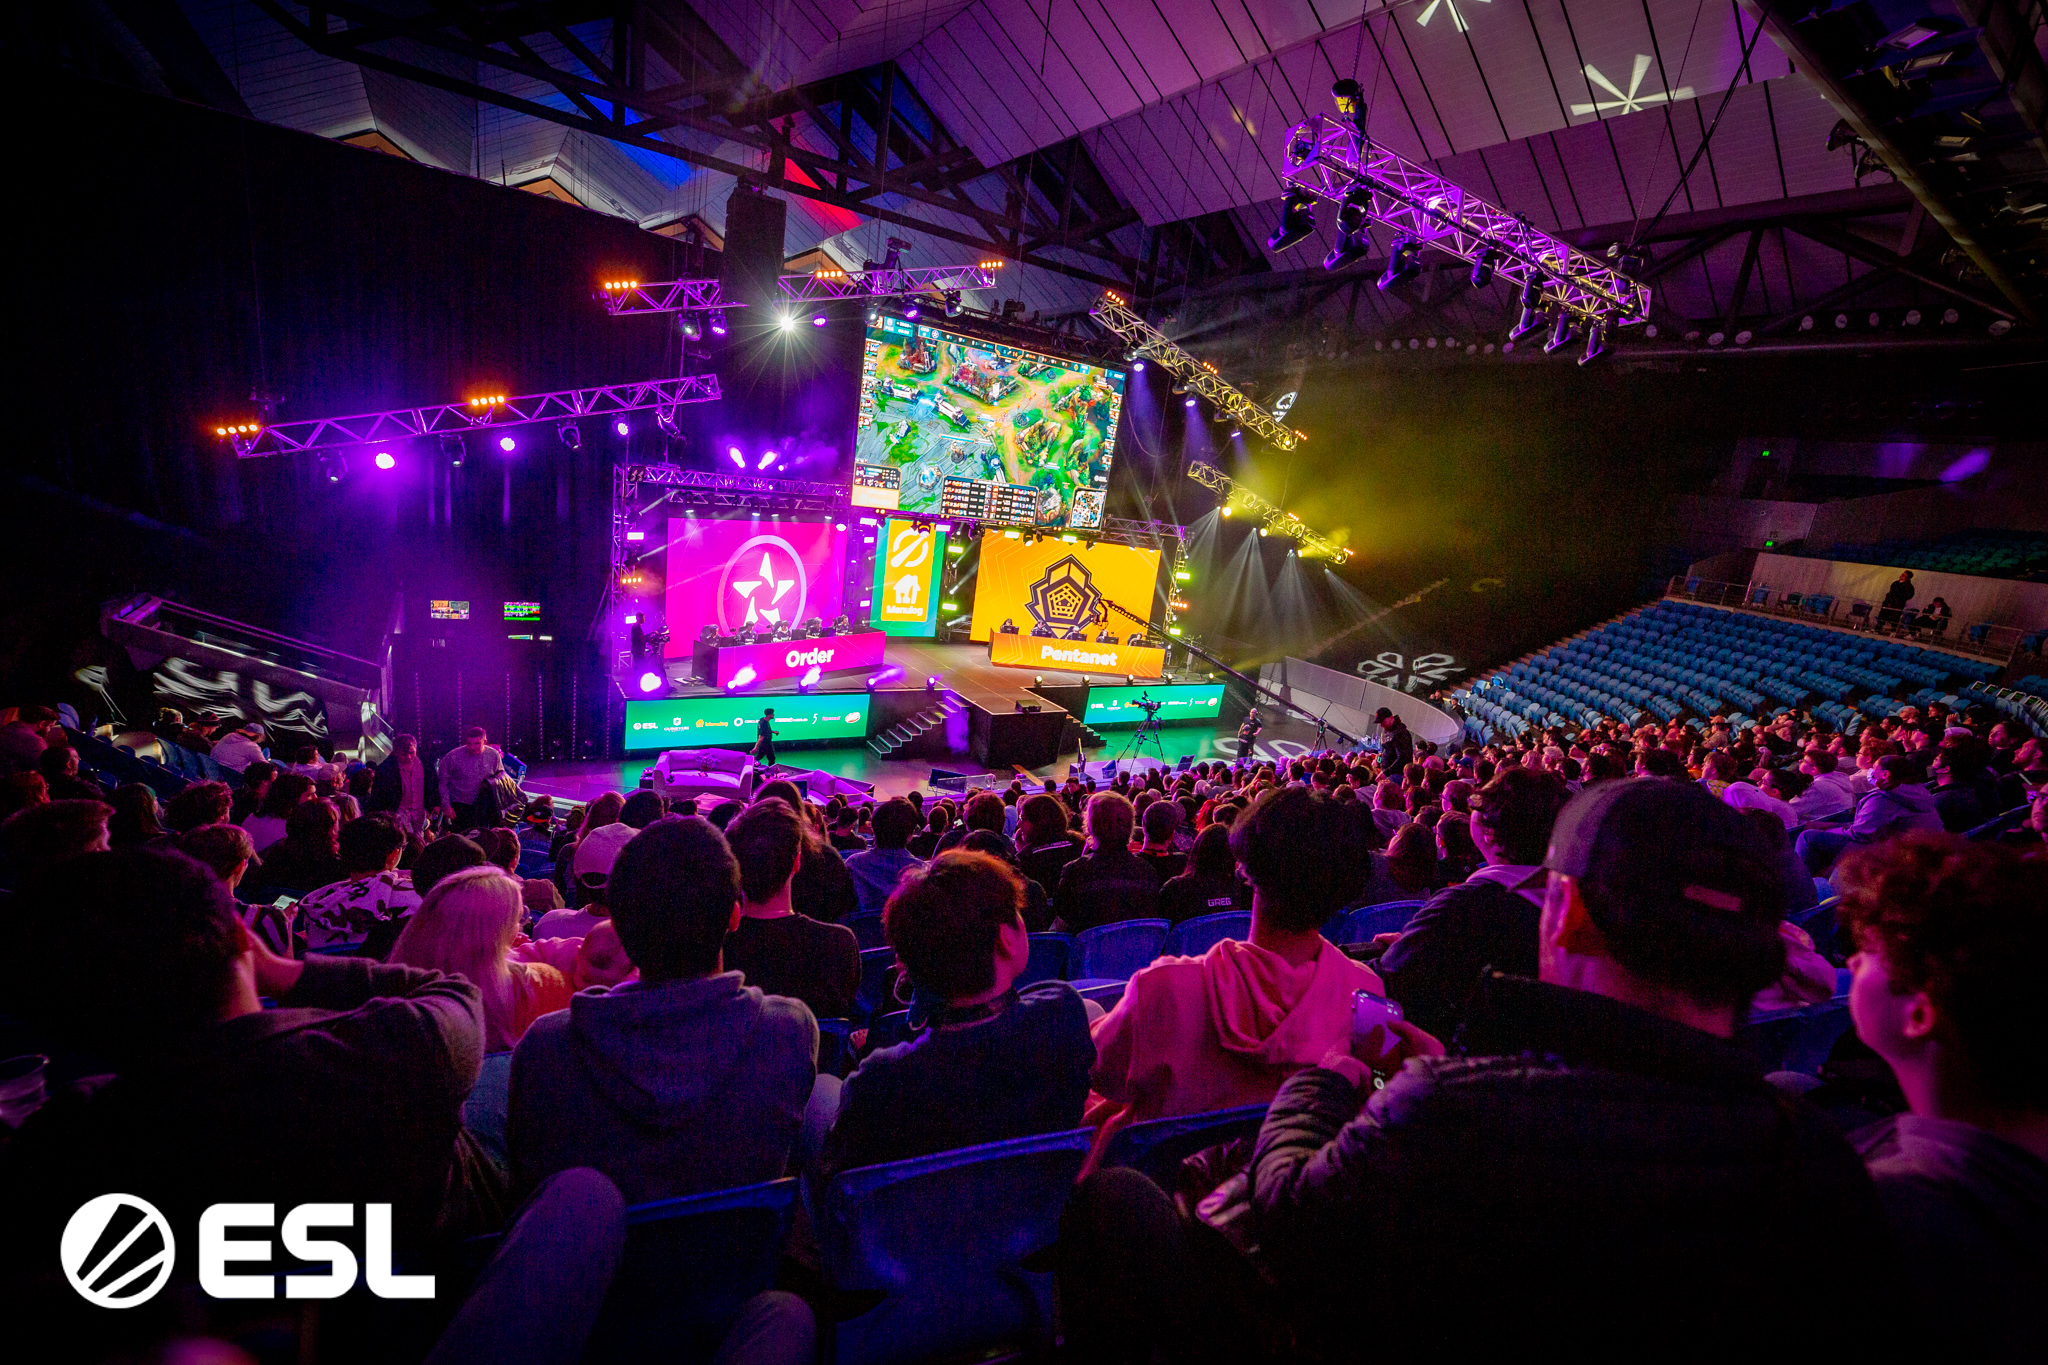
{"left": 816, "top": 1128, "right": 1092, "bottom": 1365}
{"left": 854, "top": 946, "right": 899, "bottom": 1023}
{"left": 1018, "top": 933, "right": 1071, "bottom": 987}
{"left": 866, "top": 1009, "right": 921, "bottom": 1054}
{"left": 845, "top": 912, "right": 888, "bottom": 950}
{"left": 1336, "top": 899, "right": 1427, "bottom": 944}
{"left": 1069, "top": 919, "right": 1169, "bottom": 982}
{"left": 1161, "top": 911, "right": 1250, "bottom": 958}
{"left": 817, "top": 1018, "right": 855, "bottom": 1078}
{"left": 1074, "top": 980, "right": 1129, "bottom": 1010}
{"left": 1100, "top": 1103, "right": 1269, "bottom": 1188}
{"left": 1739, "top": 998, "right": 1852, "bottom": 1076}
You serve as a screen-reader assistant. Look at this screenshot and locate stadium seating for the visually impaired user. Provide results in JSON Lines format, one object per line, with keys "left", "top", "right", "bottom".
{"left": 1333, "top": 900, "right": 1427, "bottom": 945}
{"left": 1161, "top": 910, "right": 1251, "bottom": 958}
{"left": 1448, "top": 599, "right": 2011, "bottom": 745}
{"left": 1818, "top": 528, "right": 2048, "bottom": 581}
{"left": 1098, "top": 1103, "right": 1269, "bottom": 1187}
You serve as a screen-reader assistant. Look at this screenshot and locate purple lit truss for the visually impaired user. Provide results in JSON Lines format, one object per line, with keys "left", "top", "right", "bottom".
{"left": 1088, "top": 294, "right": 1302, "bottom": 451}
{"left": 218, "top": 373, "right": 722, "bottom": 458}
{"left": 1279, "top": 113, "right": 1652, "bottom": 327}
{"left": 598, "top": 262, "right": 1003, "bottom": 315}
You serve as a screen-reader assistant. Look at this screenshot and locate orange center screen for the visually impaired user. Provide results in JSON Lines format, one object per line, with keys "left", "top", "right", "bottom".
{"left": 968, "top": 533, "right": 1160, "bottom": 643}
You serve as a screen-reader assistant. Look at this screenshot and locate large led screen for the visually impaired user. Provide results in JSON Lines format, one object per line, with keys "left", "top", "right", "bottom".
{"left": 624, "top": 693, "right": 871, "bottom": 752}
{"left": 662, "top": 518, "right": 849, "bottom": 657}
{"left": 871, "top": 517, "right": 947, "bottom": 637}
{"left": 852, "top": 316, "right": 1125, "bottom": 529}
{"left": 1084, "top": 684, "right": 1225, "bottom": 727}
{"left": 967, "top": 532, "right": 1160, "bottom": 643}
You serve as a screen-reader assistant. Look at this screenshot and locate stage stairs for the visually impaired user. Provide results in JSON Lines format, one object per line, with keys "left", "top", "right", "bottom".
{"left": 867, "top": 692, "right": 969, "bottom": 758}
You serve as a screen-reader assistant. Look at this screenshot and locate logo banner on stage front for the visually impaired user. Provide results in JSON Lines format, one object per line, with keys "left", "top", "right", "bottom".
{"left": 663, "top": 518, "right": 848, "bottom": 656}
{"left": 968, "top": 533, "right": 1160, "bottom": 643}
{"left": 872, "top": 518, "right": 946, "bottom": 637}
{"left": 988, "top": 633, "right": 1166, "bottom": 679}
{"left": 710, "top": 631, "right": 888, "bottom": 689}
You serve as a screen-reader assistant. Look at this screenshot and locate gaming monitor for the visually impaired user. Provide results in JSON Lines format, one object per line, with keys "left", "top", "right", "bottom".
{"left": 852, "top": 316, "right": 1125, "bottom": 529}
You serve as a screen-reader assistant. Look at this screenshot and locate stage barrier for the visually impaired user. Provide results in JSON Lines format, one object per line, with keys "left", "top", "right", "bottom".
{"left": 623, "top": 693, "right": 871, "bottom": 752}
{"left": 989, "top": 633, "right": 1165, "bottom": 679}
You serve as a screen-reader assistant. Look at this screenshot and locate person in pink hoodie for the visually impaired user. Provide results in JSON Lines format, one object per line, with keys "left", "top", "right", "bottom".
{"left": 1084, "top": 785, "right": 1383, "bottom": 1166}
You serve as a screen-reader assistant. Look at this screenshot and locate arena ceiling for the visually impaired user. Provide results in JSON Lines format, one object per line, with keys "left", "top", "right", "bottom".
{"left": 24, "top": 0, "right": 2047, "bottom": 359}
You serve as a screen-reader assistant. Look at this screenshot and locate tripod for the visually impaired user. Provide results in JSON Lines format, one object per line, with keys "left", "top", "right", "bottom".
{"left": 1113, "top": 714, "right": 1168, "bottom": 772}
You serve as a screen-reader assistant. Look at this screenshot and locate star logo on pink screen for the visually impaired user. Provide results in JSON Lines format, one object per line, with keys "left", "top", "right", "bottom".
{"left": 716, "top": 535, "right": 810, "bottom": 633}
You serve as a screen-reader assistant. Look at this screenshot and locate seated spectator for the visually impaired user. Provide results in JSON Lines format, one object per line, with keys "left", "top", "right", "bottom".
{"left": 907, "top": 803, "right": 950, "bottom": 859}
{"left": 1083, "top": 786, "right": 1381, "bottom": 1164}
{"left": 936, "top": 791, "right": 1008, "bottom": 858}
{"left": 296, "top": 812, "right": 419, "bottom": 949}
{"left": 1795, "top": 747, "right": 1857, "bottom": 819}
{"left": 1053, "top": 793, "right": 1161, "bottom": 933}
{"left": 534, "top": 824, "right": 624, "bottom": 941}
{"left": 1757, "top": 767, "right": 1816, "bottom": 825}
{"left": 229, "top": 759, "right": 276, "bottom": 823}
{"left": 359, "top": 833, "right": 490, "bottom": 961}
{"left": 721, "top": 799, "right": 859, "bottom": 1019}
{"left": 1349, "top": 821, "right": 1441, "bottom": 908}
{"left": 0, "top": 705, "right": 61, "bottom": 773}
{"left": 958, "top": 828, "right": 1053, "bottom": 931}
{"left": 208, "top": 720, "right": 268, "bottom": 773}
{"left": 1833, "top": 833, "right": 2044, "bottom": 1356}
{"left": 754, "top": 780, "right": 861, "bottom": 925}
{"left": 1369, "top": 779, "right": 1408, "bottom": 841}
{"left": 244, "top": 798, "right": 343, "bottom": 895}
{"left": 176, "top": 822, "right": 287, "bottom": 952}
{"left": 508, "top": 817, "right": 818, "bottom": 1203}
{"left": 1158, "top": 822, "right": 1249, "bottom": 924}
{"left": 1634, "top": 747, "right": 1687, "bottom": 780}
{"left": 1435, "top": 813, "right": 1481, "bottom": 883}
{"left": 818, "top": 850, "right": 1094, "bottom": 1180}
{"left": 241, "top": 771, "right": 315, "bottom": 853}
{"left": 1060, "top": 778, "right": 1894, "bottom": 1358}
{"left": 0, "top": 772, "right": 48, "bottom": 825}
{"left": 1377, "top": 766, "right": 1569, "bottom": 1038}
{"left": 1134, "top": 801, "right": 1187, "bottom": 883}
{"left": 106, "top": 782, "right": 167, "bottom": 851}
{"left": 1015, "top": 792, "right": 1083, "bottom": 892}
{"left": 36, "top": 743, "right": 106, "bottom": 803}
{"left": 3, "top": 847, "right": 501, "bottom": 1317}
{"left": 1797, "top": 755, "right": 1944, "bottom": 875}
{"left": 1, "top": 798, "right": 111, "bottom": 881}
{"left": 163, "top": 779, "right": 232, "bottom": 834}
{"left": 844, "top": 797, "right": 924, "bottom": 915}
{"left": 1719, "top": 768, "right": 1796, "bottom": 827}
{"left": 1925, "top": 746, "right": 1995, "bottom": 833}
{"left": 393, "top": 866, "right": 573, "bottom": 1051}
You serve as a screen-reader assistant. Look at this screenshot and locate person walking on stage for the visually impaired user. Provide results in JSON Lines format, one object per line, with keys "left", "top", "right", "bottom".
{"left": 752, "top": 708, "right": 778, "bottom": 770}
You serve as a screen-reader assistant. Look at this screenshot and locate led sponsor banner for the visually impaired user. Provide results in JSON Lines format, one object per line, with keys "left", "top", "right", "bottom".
{"left": 967, "top": 532, "right": 1160, "bottom": 643}
{"left": 871, "top": 518, "right": 947, "bottom": 637}
{"left": 1084, "top": 683, "right": 1225, "bottom": 726}
{"left": 624, "top": 693, "right": 872, "bottom": 752}
{"left": 989, "top": 632, "right": 1166, "bottom": 679}
{"left": 663, "top": 518, "right": 849, "bottom": 657}
{"left": 709, "top": 630, "right": 888, "bottom": 689}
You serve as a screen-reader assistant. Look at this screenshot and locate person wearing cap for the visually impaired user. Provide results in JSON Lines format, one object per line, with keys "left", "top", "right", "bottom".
{"left": 1373, "top": 706, "right": 1414, "bottom": 774}
{"left": 531, "top": 819, "right": 634, "bottom": 940}
{"left": 210, "top": 721, "right": 268, "bottom": 774}
{"left": 1060, "top": 778, "right": 1896, "bottom": 1358}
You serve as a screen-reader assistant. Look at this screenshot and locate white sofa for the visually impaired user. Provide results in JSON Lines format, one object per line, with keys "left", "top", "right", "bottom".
{"left": 643, "top": 748, "right": 757, "bottom": 802}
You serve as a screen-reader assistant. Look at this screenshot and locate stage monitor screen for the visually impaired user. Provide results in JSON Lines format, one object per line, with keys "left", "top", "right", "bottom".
{"left": 853, "top": 316, "right": 1124, "bottom": 529}
{"left": 872, "top": 517, "right": 947, "bottom": 637}
{"left": 429, "top": 600, "right": 469, "bottom": 621}
{"left": 503, "top": 601, "right": 541, "bottom": 622}
{"left": 623, "top": 693, "right": 871, "bottom": 752}
{"left": 1085, "top": 683, "right": 1225, "bottom": 727}
{"left": 968, "top": 531, "right": 1160, "bottom": 643}
{"left": 662, "top": 517, "right": 849, "bottom": 657}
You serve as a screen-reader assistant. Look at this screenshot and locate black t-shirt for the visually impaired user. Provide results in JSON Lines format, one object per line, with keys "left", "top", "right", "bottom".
{"left": 829, "top": 830, "right": 867, "bottom": 853}
{"left": 1139, "top": 848, "right": 1188, "bottom": 884}
{"left": 1376, "top": 878, "right": 1540, "bottom": 1039}
{"left": 791, "top": 841, "right": 860, "bottom": 925}
{"left": 1053, "top": 848, "right": 1162, "bottom": 933}
{"left": 722, "top": 912, "right": 860, "bottom": 1019}
{"left": 1159, "top": 868, "right": 1248, "bottom": 924}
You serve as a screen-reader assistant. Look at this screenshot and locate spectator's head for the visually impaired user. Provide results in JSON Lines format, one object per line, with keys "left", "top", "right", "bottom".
{"left": 164, "top": 780, "right": 233, "bottom": 833}
{"left": 606, "top": 816, "right": 742, "bottom": 982}
{"left": 2, "top": 798, "right": 112, "bottom": 877}
{"left": 885, "top": 849, "right": 1028, "bottom": 1005}
{"left": 1836, "top": 834, "right": 2043, "bottom": 1115}
{"left": 1230, "top": 786, "right": 1371, "bottom": 932}
{"left": 177, "top": 822, "right": 258, "bottom": 889}
{"left": 1440, "top": 779, "right": 1474, "bottom": 814}
{"left": 619, "top": 790, "right": 667, "bottom": 829}
{"left": 1800, "top": 747, "right": 1839, "bottom": 777}
{"left": 107, "top": 783, "right": 165, "bottom": 849}
{"left": 1372, "top": 780, "right": 1406, "bottom": 812}
{"left": 1385, "top": 821, "right": 1440, "bottom": 891}
{"left": 581, "top": 791, "right": 626, "bottom": 834}
{"left": 926, "top": 804, "right": 952, "bottom": 835}
{"left": 283, "top": 798, "right": 341, "bottom": 856}
{"left": 959, "top": 829, "right": 1018, "bottom": 865}
{"left": 339, "top": 811, "right": 407, "bottom": 876}
{"left": 727, "top": 799, "right": 803, "bottom": 907}
{"left": 1468, "top": 767, "right": 1569, "bottom": 866}
{"left": 1018, "top": 793, "right": 1070, "bottom": 850}
{"left": 257, "top": 772, "right": 316, "bottom": 820}
{"left": 14, "top": 705, "right": 60, "bottom": 738}
{"left": 1084, "top": 791, "right": 1135, "bottom": 852}
{"left": 391, "top": 866, "right": 526, "bottom": 1050}
{"left": 17, "top": 849, "right": 248, "bottom": 1063}
{"left": 1538, "top": 779, "right": 1787, "bottom": 1030}
{"left": 576, "top": 917, "right": 635, "bottom": 987}
{"left": 1871, "top": 754, "right": 1921, "bottom": 791}
{"left": 1, "top": 772, "right": 49, "bottom": 822}
{"left": 393, "top": 733, "right": 418, "bottom": 758}
{"left": 869, "top": 797, "right": 919, "bottom": 851}
{"left": 36, "top": 743, "right": 80, "bottom": 783}
{"left": 412, "top": 833, "right": 488, "bottom": 897}
{"left": 1187, "top": 821, "right": 1234, "bottom": 878}
{"left": 1759, "top": 768, "right": 1810, "bottom": 803}
{"left": 704, "top": 798, "right": 743, "bottom": 830}
{"left": 240, "top": 760, "right": 278, "bottom": 799}
{"left": 1436, "top": 812, "right": 1479, "bottom": 869}
{"left": 1141, "top": 799, "right": 1179, "bottom": 848}
{"left": 1635, "top": 748, "right": 1686, "bottom": 780}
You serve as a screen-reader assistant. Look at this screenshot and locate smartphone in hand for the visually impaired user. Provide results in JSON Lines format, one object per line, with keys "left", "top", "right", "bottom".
{"left": 1351, "top": 990, "right": 1406, "bottom": 1087}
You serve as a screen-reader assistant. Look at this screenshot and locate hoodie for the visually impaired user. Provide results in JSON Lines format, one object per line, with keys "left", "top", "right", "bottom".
{"left": 507, "top": 971, "right": 816, "bottom": 1204}
{"left": 1083, "top": 937, "right": 1383, "bottom": 1168}
{"left": 1848, "top": 783, "right": 1943, "bottom": 841}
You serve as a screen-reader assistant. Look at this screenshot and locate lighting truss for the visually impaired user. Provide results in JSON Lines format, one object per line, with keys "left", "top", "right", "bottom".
{"left": 599, "top": 262, "right": 1002, "bottom": 316}
{"left": 1088, "top": 293, "right": 1303, "bottom": 450}
{"left": 619, "top": 464, "right": 849, "bottom": 507}
{"left": 1186, "top": 461, "right": 1349, "bottom": 562}
{"left": 216, "top": 374, "right": 721, "bottom": 458}
{"left": 1279, "top": 113, "right": 1652, "bottom": 326}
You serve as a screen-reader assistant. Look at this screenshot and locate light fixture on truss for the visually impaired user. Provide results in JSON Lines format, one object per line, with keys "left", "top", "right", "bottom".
{"left": 1089, "top": 292, "right": 1305, "bottom": 450}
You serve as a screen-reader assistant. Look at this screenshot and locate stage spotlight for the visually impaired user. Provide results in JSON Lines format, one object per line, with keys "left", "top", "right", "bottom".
{"left": 1378, "top": 237, "right": 1423, "bottom": 291}
{"left": 320, "top": 453, "right": 346, "bottom": 483}
{"left": 903, "top": 301, "right": 921, "bottom": 321}
{"left": 760, "top": 450, "right": 779, "bottom": 470}
{"left": 1469, "top": 248, "right": 1498, "bottom": 289}
{"left": 498, "top": 435, "right": 517, "bottom": 452}
{"left": 708, "top": 310, "right": 728, "bottom": 336}
{"left": 1324, "top": 188, "right": 1373, "bottom": 271}
{"left": 1507, "top": 278, "right": 1548, "bottom": 343}
{"left": 1267, "top": 188, "right": 1318, "bottom": 252}
{"left": 440, "top": 434, "right": 464, "bottom": 468}
{"left": 1543, "top": 312, "right": 1577, "bottom": 353}
{"left": 1331, "top": 77, "right": 1368, "bottom": 136}
{"left": 557, "top": 421, "right": 582, "bottom": 450}
{"left": 679, "top": 314, "right": 701, "bottom": 340}
{"left": 1578, "top": 320, "right": 1607, "bottom": 366}
{"left": 1229, "top": 427, "right": 1242, "bottom": 440}
{"left": 1220, "top": 504, "right": 1233, "bottom": 517}
{"left": 638, "top": 671, "right": 664, "bottom": 694}
{"left": 614, "top": 420, "right": 630, "bottom": 437}
{"left": 778, "top": 311, "right": 797, "bottom": 331}
{"left": 926, "top": 675, "right": 940, "bottom": 692}
{"left": 373, "top": 451, "right": 396, "bottom": 471}
{"left": 943, "top": 290, "right": 962, "bottom": 318}
{"left": 812, "top": 313, "right": 828, "bottom": 327}
{"left": 1132, "top": 359, "right": 1145, "bottom": 371}
{"left": 799, "top": 664, "right": 822, "bottom": 690}
{"left": 1184, "top": 396, "right": 1198, "bottom": 409}
{"left": 729, "top": 665, "right": 758, "bottom": 689}
{"left": 1034, "top": 675, "right": 1044, "bottom": 686}
{"left": 728, "top": 446, "right": 745, "bottom": 468}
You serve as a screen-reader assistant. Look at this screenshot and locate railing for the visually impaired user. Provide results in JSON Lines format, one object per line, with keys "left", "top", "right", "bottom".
{"left": 1663, "top": 577, "right": 2037, "bottom": 665}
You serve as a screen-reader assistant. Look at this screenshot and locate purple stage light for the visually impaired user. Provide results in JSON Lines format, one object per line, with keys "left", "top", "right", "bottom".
{"left": 811, "top": 314, "right": 828, "bottom": 328}
{"left": 625, "top": 530, "right": 646, "bottom": 542}
{"left": 1184, "top": 397, "right": 1197, "bottom": 409}
{"left": 728, "top": 446, "right": 745, "bottom": 468}
{"left": 373, "top": 451, "right": 396, "bottom": 470}
{"left": 638, "top": 671, "right": 664, "bottom": 694}
{"left": 800, "top": 664, "right": 822, "bottom": 688}
{"left": 759, "top": 450, "right": 779, "bottom": 470}
{"left": 1132, "top": 360, "right": 1145, "bottom": 371}
{"left": 614, "top": 420, "right": 630, "bottom": 437}
{"left": 498, "top": 435, "right": 516, "bottom": 452}
{"left": 728, "top": 665, "right": 758, "bottom": 690}
{"left": 903, "top": 303, "right": 920, "bottom": 320}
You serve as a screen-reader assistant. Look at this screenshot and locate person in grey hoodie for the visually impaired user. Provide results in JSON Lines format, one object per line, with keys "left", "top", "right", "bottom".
{"left": 508, "top": 815, "right": 818, "bottom": 1204}
{"left": 1796, "top": 754, "right": 1944, "bottom": 875}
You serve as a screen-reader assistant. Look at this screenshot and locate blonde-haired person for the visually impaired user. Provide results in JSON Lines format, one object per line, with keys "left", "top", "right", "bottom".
{"left": 392, "top": 866, "right": 574, "bottom": 1051}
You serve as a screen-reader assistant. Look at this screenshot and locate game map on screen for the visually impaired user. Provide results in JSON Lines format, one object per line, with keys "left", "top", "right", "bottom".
{"left": 853, "top": 316, "right": 1124, "bottom": 528}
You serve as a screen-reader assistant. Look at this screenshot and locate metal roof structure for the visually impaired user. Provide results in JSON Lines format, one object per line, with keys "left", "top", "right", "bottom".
{"left": 40, "top": 0, "right": 2047, "bottom": 359}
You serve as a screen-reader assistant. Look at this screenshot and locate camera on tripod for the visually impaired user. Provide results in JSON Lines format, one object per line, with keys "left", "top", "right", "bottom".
{"left": 1134, "top": 693, "right": 1162, "bottom": 715}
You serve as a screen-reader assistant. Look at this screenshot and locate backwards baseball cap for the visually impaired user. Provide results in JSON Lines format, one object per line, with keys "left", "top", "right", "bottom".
{"left": 1541, "top": 778, "right": 1787, "bottom": 1004}
{"left": 573, "top": 820, "right": 637, "bottom": 884}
